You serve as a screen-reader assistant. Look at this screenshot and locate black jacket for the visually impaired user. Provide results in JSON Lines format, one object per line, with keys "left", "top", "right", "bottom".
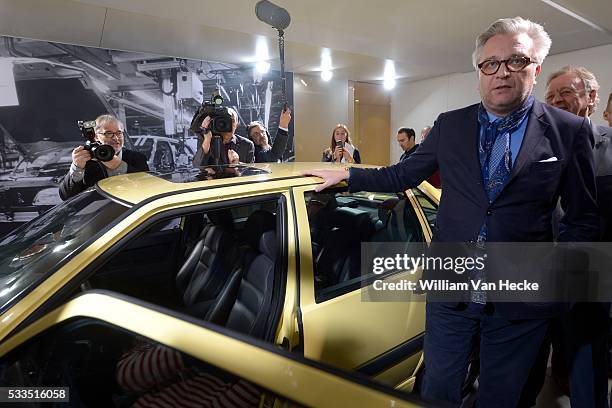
{"left": 400, "top": 144, "right": 419, "bottom": 162}
{"left": 59, "top": 149, "right": 149, "bottom": 200}
{"left": 193, "top": 134, "right": 254, "bottom": 166}
{"left": 255, "top": 128, "right": 290, "bottom": 163}
{"left": 321, "top": 146, "right": 361, "bottom": 163}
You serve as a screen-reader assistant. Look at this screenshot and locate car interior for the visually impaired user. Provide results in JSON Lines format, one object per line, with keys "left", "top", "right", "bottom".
{"left": 305, "top": 190, "right": 425, "bottom": 302}
{"left": 0, "top": 317, "right": 277, "bottom": 407}
{"left": 85, "top": 198, "right": 284, "bottom": 343}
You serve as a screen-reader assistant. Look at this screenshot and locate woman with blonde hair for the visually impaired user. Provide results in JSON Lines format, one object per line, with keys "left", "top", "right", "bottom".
{"left": 321, "top": 124, "right": 361, "bottom": 163}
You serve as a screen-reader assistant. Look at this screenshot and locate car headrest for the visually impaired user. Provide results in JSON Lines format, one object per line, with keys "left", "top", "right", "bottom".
{"left": 244, "top": 210, "right": 275, "bottom": 250}
{"left": 259, "top": 230, "right": 277, "bottom": 259}
{"left": 330, "top": 208, "right": 375, "bottom": 242}
{"left": 205, "top": 225, "right": 233, "bottom": 252}
{"left": 207, "top": 209, "right": 234, "bottom": 229}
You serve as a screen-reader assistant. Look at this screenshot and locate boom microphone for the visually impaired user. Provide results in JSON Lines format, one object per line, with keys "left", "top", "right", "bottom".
{"left": 255, "top": 0, "right": 291, "bottom": 31}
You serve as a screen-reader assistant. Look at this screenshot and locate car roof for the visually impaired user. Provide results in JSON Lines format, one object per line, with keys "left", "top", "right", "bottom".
{"left": 97, "top": 162, "right": 379, "bottom": 205}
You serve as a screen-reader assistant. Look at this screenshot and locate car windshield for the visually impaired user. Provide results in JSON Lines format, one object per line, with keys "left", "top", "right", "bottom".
{"left": 0, "top": 190, "right": 129, "bottom": 312}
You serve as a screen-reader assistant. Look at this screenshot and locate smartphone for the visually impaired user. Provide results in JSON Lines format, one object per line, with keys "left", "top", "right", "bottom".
{"left": 336, "top": 140, "right": 344, "bottom": 148}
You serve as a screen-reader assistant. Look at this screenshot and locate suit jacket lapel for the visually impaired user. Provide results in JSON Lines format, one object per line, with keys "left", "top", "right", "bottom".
{"left": 506, "top": 100, "right": 549, "bottom": 187}
{"left": 465, "top": 105, "right": 489, "bottom": 205}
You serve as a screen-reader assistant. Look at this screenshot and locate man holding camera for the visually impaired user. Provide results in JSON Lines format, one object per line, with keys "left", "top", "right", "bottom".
{"left": 247, "top": 108, "right": 292, "bottom": 163}
{"left": 59, "top": 115, "right": 149, "bottom": 201}
{"left": 193, "top": 107, "right": 254, "bottom": 166}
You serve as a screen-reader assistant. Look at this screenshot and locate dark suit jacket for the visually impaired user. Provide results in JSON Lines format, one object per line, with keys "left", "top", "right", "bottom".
{"left": 59, "top": 149, "right": 149, "bottom": 200}
{"left": 349, "top": 100, "right": 599, "bottom": 318}
{"left": 593, "top": 123, "right": 612, "bottom": 241}
{"left": 193, "top": 134, "right": 254, "bottom": 166}
{"left": 255, "top": 128, "right": 289, "bottom": 163}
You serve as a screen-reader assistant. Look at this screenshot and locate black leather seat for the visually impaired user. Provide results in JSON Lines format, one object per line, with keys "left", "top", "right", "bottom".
{"left": 205, "top": 210, "right": 277, "bottom": 339}
{"left": 175, "top": 210, "right": 238, "bottom": 313}
{"left": 314, "top": 207, "right": 376, "bottom": 288}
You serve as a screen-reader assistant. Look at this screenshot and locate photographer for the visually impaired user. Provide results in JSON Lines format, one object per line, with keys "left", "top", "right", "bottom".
{"left": 247, "top": 108, "right": 292, "bottom": 163}
{"left": 59, "top": 115, "right": 149, "bottom": 201}
{"left": 321, "top": 124, "right": 361, "bottom": 164}
{"left": 193, "top": 107, "right": 254, "bottom": 166}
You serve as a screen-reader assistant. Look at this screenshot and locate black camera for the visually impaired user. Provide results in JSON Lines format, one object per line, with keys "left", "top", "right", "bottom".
{"left": 77, "top": 120, "right": 115, "bottom": 162}
{"left": 189, "top": 93, "right": 233, "bottom": 135}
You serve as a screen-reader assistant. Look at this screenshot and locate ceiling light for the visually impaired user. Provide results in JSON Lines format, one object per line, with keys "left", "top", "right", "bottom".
{"left": 383, "top": 59, "right": 396, "bottom": 90}
{"left": 355, "top": 99, "right": 360, "bottom": 102}
{"left": 320, "top": 48, "right": 333, "bottom": 81}
{"left": 300, "top": 78, "right": 308, "bottom": 87}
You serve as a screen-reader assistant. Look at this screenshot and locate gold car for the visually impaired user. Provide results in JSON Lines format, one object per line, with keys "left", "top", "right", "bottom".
{"left": 0, "top": 163, "right": 440, "bottom": 406}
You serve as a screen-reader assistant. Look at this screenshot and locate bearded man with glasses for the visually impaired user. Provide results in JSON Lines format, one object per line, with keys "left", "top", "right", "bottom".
{"left": 303, "top": 17, "right": 599, "bottom": 407}
{"left": 59, "top": 114, "right": 149, "bottom": 200}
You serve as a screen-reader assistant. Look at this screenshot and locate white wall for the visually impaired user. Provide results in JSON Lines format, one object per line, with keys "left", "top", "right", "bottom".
{"left": 390, "top": 44, "right": 612, "bottom": 163}
{"left": 293, "top": 73, "right": 349, "bottom": 161}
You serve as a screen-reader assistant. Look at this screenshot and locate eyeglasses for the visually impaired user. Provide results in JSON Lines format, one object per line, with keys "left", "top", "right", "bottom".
{"left": 97, "top": 130, "right": 124, "bottom": 139}
{"left": 477, "top": 56, "right": 535, "bottom": 75}
{"left": 545, "top": 88, "right": 581, "bottom": 103}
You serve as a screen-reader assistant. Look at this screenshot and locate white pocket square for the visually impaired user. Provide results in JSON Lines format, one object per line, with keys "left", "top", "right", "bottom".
{"left": 538, "top": 157, "right": 558, "bottom": 162}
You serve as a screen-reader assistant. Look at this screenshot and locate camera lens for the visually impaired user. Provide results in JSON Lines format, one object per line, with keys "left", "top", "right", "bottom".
{"left": 93, "top": 144, "right": 116, "bottom": 162}
{"left": 213, "top": 117, "right": 232, "bottom": 133}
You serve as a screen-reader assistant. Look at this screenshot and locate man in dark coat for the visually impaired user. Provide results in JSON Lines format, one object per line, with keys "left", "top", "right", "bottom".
{"left": 59, "top": 114, "right": 149, "bottom": 200}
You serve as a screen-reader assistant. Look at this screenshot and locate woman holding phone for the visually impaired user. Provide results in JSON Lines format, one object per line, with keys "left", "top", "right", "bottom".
{"left": 321, "top": 124, "right": 361, "bottom": 164}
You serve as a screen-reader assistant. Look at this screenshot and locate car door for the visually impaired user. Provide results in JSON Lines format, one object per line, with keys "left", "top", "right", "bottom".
{"left": 0, "top": 292, "right": 425, "bottom": 408}
{"left": 292, "top": 184, "right": 432, "bottom": 391}
{"left": 0, "top": 183, "right": 296, "bottom": 350}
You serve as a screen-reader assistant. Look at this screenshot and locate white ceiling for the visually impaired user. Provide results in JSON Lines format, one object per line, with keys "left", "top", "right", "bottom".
{"left": 1, "top": 0, "right": 611, "bottom": 85}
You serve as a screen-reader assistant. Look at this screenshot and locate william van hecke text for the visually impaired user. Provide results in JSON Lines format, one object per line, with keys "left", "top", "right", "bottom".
{"left": 373, "top": 279, "right": 539, "bottom": 291}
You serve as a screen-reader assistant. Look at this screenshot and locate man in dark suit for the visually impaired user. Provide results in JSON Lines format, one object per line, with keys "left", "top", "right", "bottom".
{"left": 59, "top": 115, "right": 149, "bottom": 200}
{"left": 193, "top": 107, "right": 254, "bottom": 166}
{"left": 539, "top": 65, "right": 611, "bottom": 408}
{"left": 303, "top": 17, "right": 599, "bottom": 407}
{"left": 397, "top": 127, "right": 418, "bottom": 162}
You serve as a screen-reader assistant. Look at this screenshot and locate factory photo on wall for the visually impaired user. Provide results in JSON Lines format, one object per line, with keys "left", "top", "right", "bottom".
{"left": 0, "top": 36, "right": 294, "bottom": 235}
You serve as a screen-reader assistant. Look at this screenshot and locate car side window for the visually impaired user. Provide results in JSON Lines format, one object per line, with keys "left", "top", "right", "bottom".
{"left": 305, "top": 190, "right": 424, "bottom": 302}
{"left": 0, "top": 317, "right": 304, "bottom": 407}
{"left": 85, "top": 197, "right": 284, "bottom": 340}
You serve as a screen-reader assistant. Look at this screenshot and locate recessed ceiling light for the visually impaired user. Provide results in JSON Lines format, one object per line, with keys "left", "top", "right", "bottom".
{"left": 383, "top": 59, "right": 396, "bottom": 90}
{"left": 320, "top": 48, "right": 333, "bottom": 81}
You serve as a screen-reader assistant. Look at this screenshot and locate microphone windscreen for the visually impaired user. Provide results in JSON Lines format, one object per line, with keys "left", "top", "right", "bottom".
{"left": 255, "top": 0, "right": 290, "bottom": 30}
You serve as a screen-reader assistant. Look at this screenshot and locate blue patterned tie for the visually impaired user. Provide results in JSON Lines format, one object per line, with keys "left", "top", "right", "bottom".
{"left": 470, "top": 96, "right": 534, "bottom": 304}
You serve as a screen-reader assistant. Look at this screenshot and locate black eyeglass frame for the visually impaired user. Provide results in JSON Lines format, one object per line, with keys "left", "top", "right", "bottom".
{"left": 477, "top": 56, "right": 535, "bottom": 75}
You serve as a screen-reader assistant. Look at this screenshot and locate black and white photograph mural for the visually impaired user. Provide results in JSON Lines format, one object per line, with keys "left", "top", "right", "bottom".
{"left": 0, "top": 36, "right": 294, "bottom": 235}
